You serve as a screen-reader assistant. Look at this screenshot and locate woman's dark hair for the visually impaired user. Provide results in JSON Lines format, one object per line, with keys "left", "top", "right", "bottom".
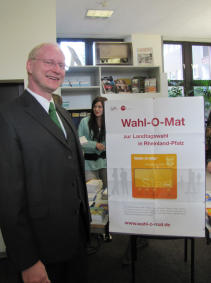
{"left": 88, "top": 96, "right": 108, "bottom": 142}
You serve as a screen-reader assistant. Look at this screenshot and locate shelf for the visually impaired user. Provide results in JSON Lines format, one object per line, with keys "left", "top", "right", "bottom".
{"left": 61, "top": 65, "right": 162, "bottom": 110}
{"left": 100, "top": 65, "right": 160, "bottom": 72}
{"left": 101, "top": 66, "right": 160, "bottom": 84}
{"left": 66, "top": 65, "right": 100, "bottom": 73}
{"left": 61, "top": 86, "right": 100, "bottom": 93}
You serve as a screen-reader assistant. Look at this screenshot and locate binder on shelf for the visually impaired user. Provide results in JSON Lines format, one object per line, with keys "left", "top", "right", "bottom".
{"left": 68, "top": 109, "right": 91, "bottom": 129}
{"left": 131, "top": 77, "right": 145, "bottom": 93}
{"left": 144, "top": 78, "right": 157, "bottom": 93}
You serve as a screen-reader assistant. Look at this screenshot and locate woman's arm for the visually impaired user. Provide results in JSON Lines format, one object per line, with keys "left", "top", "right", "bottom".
{"left": 78, "top": 117, "right": 97, "bottom": 152}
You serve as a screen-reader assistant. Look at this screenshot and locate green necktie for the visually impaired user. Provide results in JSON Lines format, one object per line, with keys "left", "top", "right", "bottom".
{"left": 49, "top": 102, "right": 62, "bottom": 130}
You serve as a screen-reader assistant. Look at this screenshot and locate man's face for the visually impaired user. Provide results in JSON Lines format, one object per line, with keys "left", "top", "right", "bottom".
{"left": 27, "top": 45, "right": 65, "bottom": 96}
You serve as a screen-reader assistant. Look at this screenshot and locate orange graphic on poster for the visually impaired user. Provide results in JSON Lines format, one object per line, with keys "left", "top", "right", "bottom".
{"left": 131, "top": 154, "right": 177, "bottom": 199}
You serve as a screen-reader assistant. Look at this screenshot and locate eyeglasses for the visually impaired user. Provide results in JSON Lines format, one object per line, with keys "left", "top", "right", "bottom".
{"left": 32, "top": 58, "right": 67, "bottom": 70}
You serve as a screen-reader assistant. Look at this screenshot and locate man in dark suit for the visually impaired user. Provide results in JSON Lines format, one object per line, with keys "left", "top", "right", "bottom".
{"left": 0, "top": 43, "right": 90, "bottom": 283}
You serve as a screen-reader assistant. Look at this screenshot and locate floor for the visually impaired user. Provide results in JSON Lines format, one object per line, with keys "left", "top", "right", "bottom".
{"left": 1, "top": 234, "right": 211, "bottom": 283}
{"left": 87, "top": 233, "right": 211, "bottom": 283}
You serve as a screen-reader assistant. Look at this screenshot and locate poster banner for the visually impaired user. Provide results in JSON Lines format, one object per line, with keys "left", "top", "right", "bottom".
{"left": 105, "top": 97, "right": 205, "bottom": 237}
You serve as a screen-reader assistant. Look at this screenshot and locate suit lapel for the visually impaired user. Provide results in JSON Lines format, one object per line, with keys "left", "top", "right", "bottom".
{"left": 20, "top": 91, "right": 71, "bottom": 149}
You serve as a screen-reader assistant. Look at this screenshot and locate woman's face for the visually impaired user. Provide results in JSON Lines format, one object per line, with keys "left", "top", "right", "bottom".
{"left": 93, "top": 101, "right": 103, "bottom": 118}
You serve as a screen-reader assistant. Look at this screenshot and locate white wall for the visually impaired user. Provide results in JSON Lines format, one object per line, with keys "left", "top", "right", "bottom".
{"left": 0, "top": 0, "right": 57, "bottom": 255}
{"left": 125, "top": 33, "right": 166, "bottom": 95}
{"left": 127, "top": 34, "right": 163, "bottom": 71}
{"left": 0, "top": 0, "right": 57, "bottom": 86}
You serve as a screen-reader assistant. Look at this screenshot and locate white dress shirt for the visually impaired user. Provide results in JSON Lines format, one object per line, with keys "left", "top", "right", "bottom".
{"left": 26, "top": 88, "right": 67, "bottom": 138}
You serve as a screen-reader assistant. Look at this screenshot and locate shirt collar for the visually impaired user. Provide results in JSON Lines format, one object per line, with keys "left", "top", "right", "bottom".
{"left": 26, "top": 88, "right": 54, "bottom": 113}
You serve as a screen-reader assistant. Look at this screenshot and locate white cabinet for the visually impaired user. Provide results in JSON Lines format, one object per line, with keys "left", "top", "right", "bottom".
{"left": 61, "top": 65, "right": 162, "bottom": 110}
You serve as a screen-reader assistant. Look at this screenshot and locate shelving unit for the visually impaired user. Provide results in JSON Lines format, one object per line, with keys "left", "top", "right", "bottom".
{"left": 60, "top": 65, "right": 162, "bottom": 110}
{"left": 61, "top": 66, "right": 100, "bottom": 110}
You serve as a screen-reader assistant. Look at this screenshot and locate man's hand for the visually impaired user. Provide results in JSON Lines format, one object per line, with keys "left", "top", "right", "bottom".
{"left": 22, "top": 260, "right": 50, "bottom": 283}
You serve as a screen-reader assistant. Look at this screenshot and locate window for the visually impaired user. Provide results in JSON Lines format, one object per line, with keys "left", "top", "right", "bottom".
{"left": 163, "top": 43, "right": 184, "bottom": 97}
{"left": 57, "top": 38, "right": 124, "bottom": 66}
{"left": 59, "top": 41, "right": 85, "bottom": 68}
{"left": 164, "top": 41, "right": 211, "bottom": 119}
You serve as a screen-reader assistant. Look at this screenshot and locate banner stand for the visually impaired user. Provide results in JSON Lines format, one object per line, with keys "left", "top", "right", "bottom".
{"left": 130, "top": 235, "right": 195, "bottom": 283}
{"left": 105, "top": 98, "right": 204, "bottom": 283}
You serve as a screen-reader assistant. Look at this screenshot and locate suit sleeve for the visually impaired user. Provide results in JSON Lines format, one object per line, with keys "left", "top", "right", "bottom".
{"left": 0, "top": 112, "right": 39, "bottom": 271}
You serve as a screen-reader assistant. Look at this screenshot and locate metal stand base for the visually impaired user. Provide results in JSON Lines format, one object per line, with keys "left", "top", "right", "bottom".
{"left": 130, "top": 235, "right": 195, "bottom": 283}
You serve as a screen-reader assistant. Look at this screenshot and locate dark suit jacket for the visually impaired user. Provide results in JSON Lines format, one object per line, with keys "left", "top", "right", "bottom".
{"left": 0, "top": 90, "right": 90, "bottom": 271}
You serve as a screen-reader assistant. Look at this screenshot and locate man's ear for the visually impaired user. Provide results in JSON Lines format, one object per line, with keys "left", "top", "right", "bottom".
{"left": 26, "top": 60, "right": 33, "bottom": 74}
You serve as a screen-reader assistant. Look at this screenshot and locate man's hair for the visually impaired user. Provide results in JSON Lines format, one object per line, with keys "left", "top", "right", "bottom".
{"left": 28, "top": 43, "right": 61, "bottom": 60}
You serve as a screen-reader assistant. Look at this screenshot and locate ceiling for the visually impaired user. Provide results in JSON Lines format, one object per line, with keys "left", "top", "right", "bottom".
{"left": 56, "top": 0, "right": 211, "bottom": 40}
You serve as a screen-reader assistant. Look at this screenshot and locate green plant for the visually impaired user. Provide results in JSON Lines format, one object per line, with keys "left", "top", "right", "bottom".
{"left": 194, "top": 86, "right": 211, "bottom": 120}
{"left": 168, "top": 86, "right": 183, "bottom": 97}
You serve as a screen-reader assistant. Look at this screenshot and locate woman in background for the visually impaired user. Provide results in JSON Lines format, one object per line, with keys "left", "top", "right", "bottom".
{"left": 78, "top": 96, "right": 108, "bottom": 188}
